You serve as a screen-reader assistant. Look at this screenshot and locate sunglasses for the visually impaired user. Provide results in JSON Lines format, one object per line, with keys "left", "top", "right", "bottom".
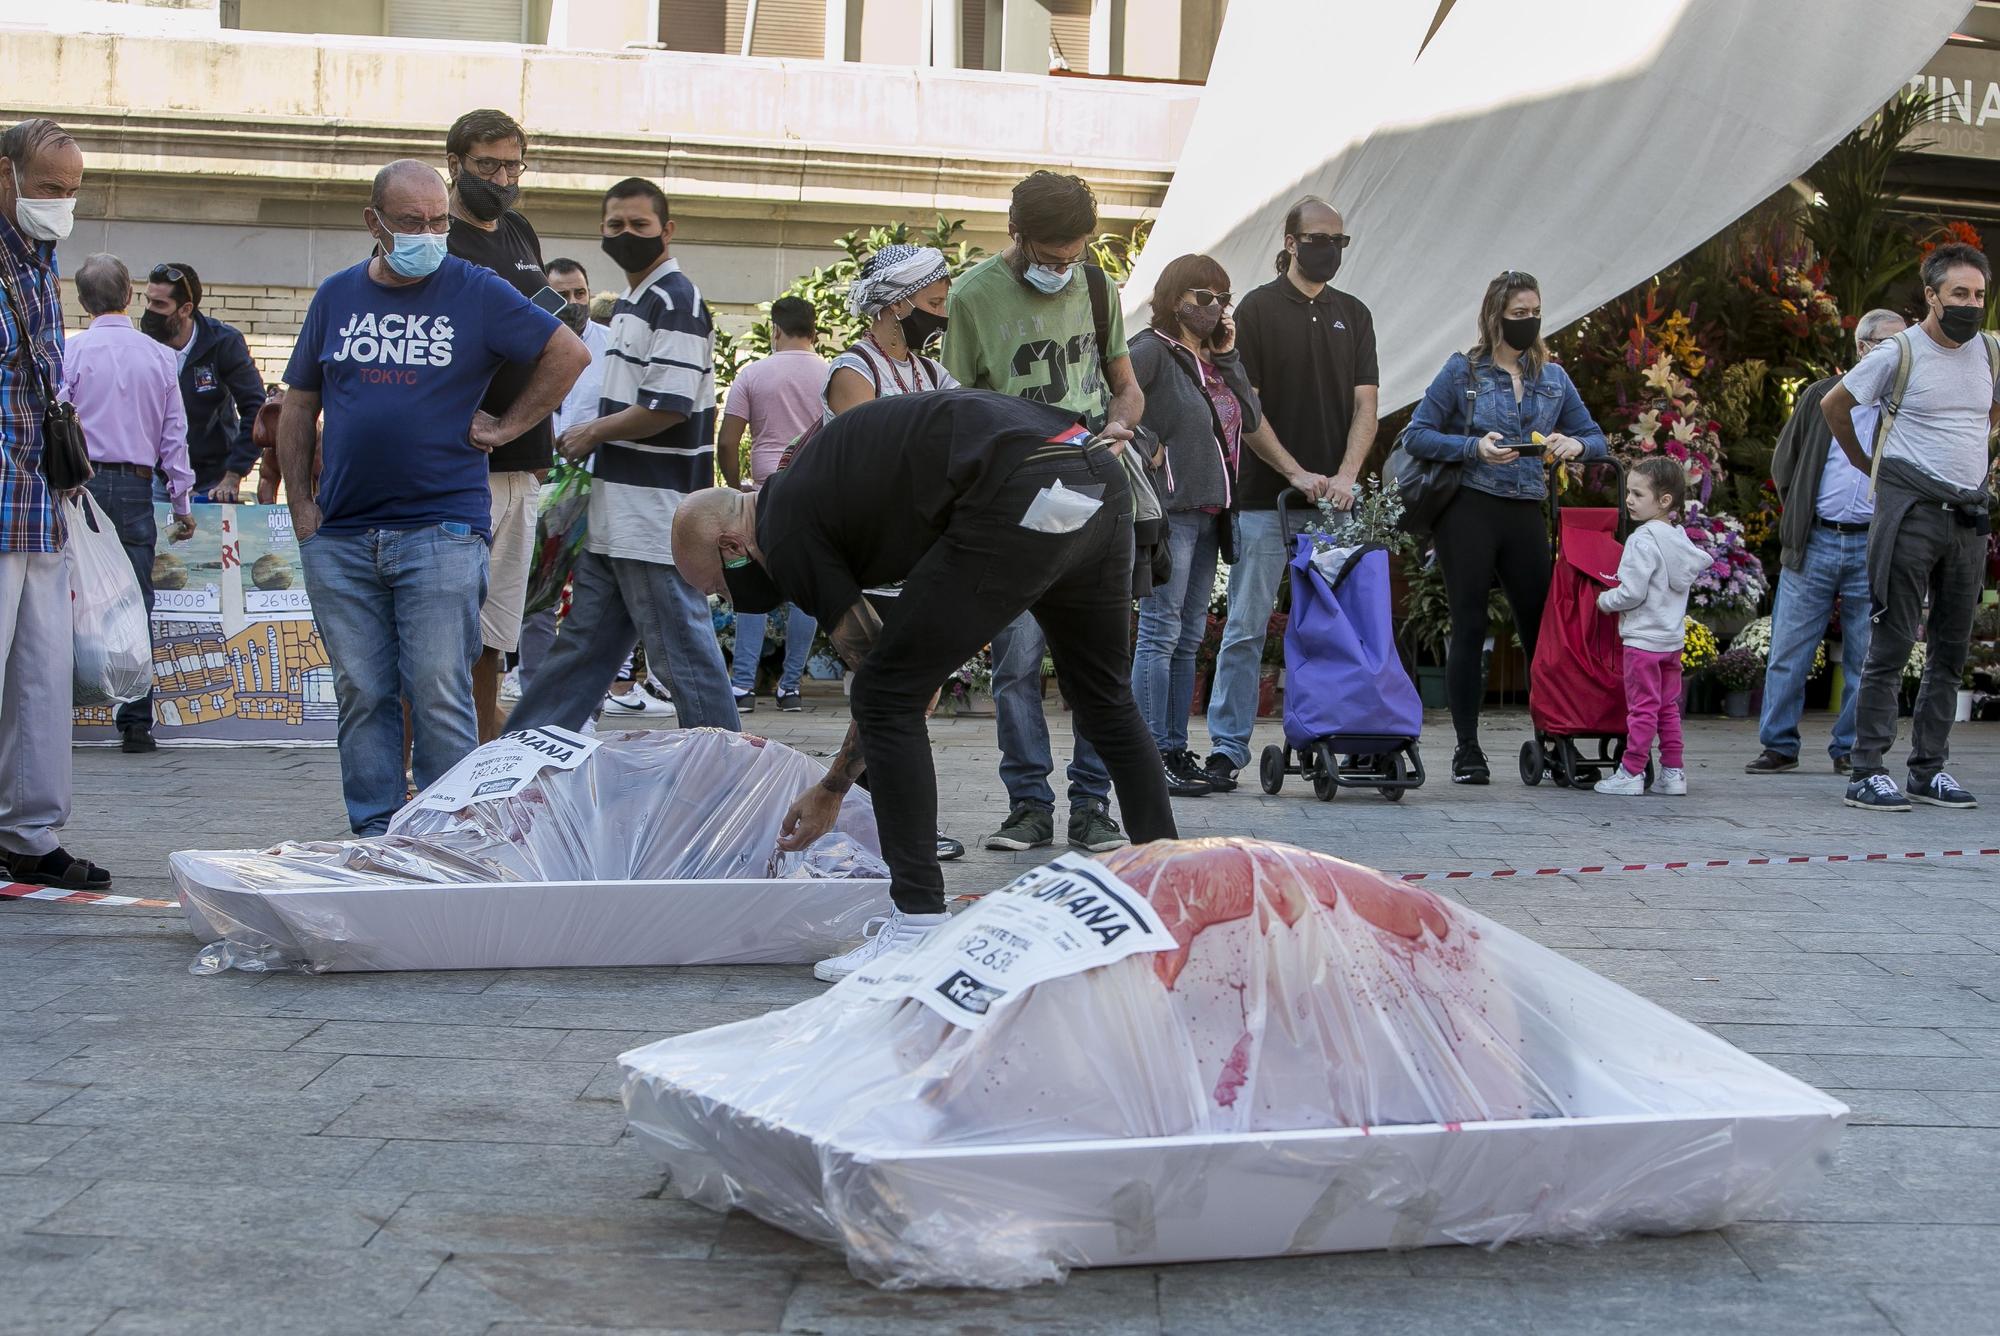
{"left": 464, "top": 155, "right": 529, "bottom": 180}
{"left": 1187, "top": 289, "right": 1232, "bottom": 307}
{"left": 150, "top": 264, "right": 188, "bottom": 285}
{"left": 1294, "top": 233, "right": 1351, "bottom": 248}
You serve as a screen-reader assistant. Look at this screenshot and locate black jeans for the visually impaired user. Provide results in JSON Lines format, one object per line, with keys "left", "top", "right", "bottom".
{"left": 85, "top": 470, "right": 157, "bottom": 733}
{"left": 850, "top": 444, "right": 1177, "bottom": 913}
{"left": 1850, "top": 494, "right": 1984, "bottom": 781}
{"left": 1431, "top": 486, "right": 1550, "bottom": 746}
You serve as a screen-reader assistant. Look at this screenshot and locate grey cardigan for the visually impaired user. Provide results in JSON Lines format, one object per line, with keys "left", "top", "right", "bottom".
{"left": 1770, "top": 375, "right": 1839, "bottom": 573}
{"left": 1128, "top": 327, "right": 1262, "bottom": 513}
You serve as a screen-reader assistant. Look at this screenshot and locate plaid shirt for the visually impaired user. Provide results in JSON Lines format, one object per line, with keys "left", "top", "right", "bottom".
{"left": 0, "top": 213, "right": 63, "bottom": 554}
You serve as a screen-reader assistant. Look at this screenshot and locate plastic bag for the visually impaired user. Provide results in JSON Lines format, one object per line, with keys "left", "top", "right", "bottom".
{"left": 621, "top": 837, "right": 1848, "bottom": 1288}
{"left": 524, "top": 464, "right": 591, "bottom": 616}
{"left": 67, "top": 490, "right": 152, "bottom": 706}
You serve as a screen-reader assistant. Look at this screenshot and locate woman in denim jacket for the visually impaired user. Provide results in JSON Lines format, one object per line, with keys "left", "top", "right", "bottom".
{"left": 1404, "top": 270, "right": 1609, "bottom": 784}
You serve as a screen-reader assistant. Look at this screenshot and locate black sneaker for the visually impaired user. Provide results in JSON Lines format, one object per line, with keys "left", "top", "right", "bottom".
{"left": 1163, "top": 750, "right": 1214, "bottom": 797}
{"left": 1745, "top": 749, "right": 1798, "bottom": 775}
{"left": 732, "top": 690, "right": 756, "bottom": 715}
{"left": 4, "top": 847, "right": 112, "bottom": 890}
{"left": 1832, "top": 754, "right": 1852, "bottom": 776}
{"left": 1910, "top": 771, "right": 1978, "bottom": 809}
{"left": 1452, "top": 742, "right": 1489, "bottom": 785}
{"left": 984, "top": 804, "right": 1055, "bottom": 852}
{"left": 1067, "top": 801, "right": 1127, "bottom": 853}
{"left": 775, "top": 691, "right": 804, "bottom": 713}
{"left": 935, "top": 831, "right": 966, "bottom": 860}
{"left": 120, "top": 727, "right": 157, "bottom": 754}
{"left": 1845, "top": 772, "right": 1911, "bottom": 812}
{"left": 1201, "top": 753, "right": 1240, "bottom": 793}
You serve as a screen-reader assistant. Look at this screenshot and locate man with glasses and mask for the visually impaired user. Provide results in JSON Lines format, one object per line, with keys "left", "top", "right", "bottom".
{"left": 0, "top": 117, "right": 114, "bottom": 891}
{"left": 278, "top": 159, "right": 587, "bottom": 836}
{"left": 138, "top": 261, "right": 265, "bottom": 505}
{"left": 1823, "top": 242, "right": 2000, "bottom": 813}
{"left": 442, "top": 108, "right": 557, "bottom": 742}
{"left": 942, "top": 170, "right": 1144, "bottom": 859}
{"left": 1744, "top": 308, "right": 1905, "bottom": 779}
{"left": 1200, "top": 196, "right": 1379, "bottom": 793}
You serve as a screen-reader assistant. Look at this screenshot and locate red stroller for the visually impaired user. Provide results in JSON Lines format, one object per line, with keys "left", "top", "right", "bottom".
{"left": 1519, "top": 467, "right": 1655, "bottom": 790}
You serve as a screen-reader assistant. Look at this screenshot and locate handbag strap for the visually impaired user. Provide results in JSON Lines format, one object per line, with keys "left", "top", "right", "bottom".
{"left": 0, "top": 259, "right": 60, "bottom": 412}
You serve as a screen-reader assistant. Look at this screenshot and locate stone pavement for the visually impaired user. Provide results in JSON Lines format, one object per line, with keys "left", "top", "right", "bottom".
{"left": 3, "top": 696, "right": 1998, "bottom": 1335}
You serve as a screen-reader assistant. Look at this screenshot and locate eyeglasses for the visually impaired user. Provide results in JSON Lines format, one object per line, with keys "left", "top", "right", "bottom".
{"left": 150, "top": 264, "right": 187, "bottom": 284}
{"left": 1187, "top": 289, "right": 1232, "bottom": 307}
{"left": 464, "top": 155, "right": 529, "bottom": 180}
{"left": 1294, "top": 233, "right": 1351, "bottom": 248}
{"left": 1025, "top": 241, "right": 1085, "bottom": 273}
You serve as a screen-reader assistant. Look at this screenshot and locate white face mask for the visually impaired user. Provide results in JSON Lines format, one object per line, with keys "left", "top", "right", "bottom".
{"left": 10, "top": 164, "right": 75, "bottom": 243}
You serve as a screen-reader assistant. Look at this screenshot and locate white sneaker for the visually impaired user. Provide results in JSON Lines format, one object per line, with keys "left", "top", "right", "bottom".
{"left": 603, "top": 686, "right": 674, "bottom": 718}
{"left": 814, "top": 909, "right": 952, "bottom": 983}
{"left": 1655, "top": 767, "right": 1686, "bottom": 796}
{"left": 498, "top": 668, "right": 522, "bottom": 704}
{"left": 1593, "top": 766, "right": 1647, "bottom": 796}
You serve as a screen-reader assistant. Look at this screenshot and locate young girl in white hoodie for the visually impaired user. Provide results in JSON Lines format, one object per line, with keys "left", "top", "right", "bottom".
{"left": 1595, "top": 458, "right": 1712, "bottom": 796}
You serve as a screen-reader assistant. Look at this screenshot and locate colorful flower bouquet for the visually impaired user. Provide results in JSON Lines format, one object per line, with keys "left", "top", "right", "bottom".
{"left": 1712, "top": 647, "right": 1765, "bottom": 693}
{"left": 1682, "top": 618, "right": 1720, "bottom": 674}
{"left": 1614, "top": 355, "right": 1728, "bottom": 498}
{"left": 1731, "top": 616, "right": 1827, "bottom": 677}
{"left": 1682, "top": 501, "right": 1768, "bottom": 618}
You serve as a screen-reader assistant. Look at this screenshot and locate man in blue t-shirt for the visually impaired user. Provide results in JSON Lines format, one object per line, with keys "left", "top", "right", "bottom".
{"left": 278, "top": 159, "right": 588, "bottom": 834}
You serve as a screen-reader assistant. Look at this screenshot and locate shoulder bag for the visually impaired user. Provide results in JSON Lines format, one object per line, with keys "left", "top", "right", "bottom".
{"left": 0, "top": 262, "right": 91, "bottom": 492}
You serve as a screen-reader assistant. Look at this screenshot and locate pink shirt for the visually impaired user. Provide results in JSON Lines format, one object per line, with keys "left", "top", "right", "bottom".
{"left": 60, "top": 314, "right": 194, "bottom": 514}
{"left": 722, "top": 348, "right": 830, "bottom": 486}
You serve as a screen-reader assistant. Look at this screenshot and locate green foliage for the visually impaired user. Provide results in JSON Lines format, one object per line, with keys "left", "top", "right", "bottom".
{"left": 1399, "top": 558, "right": 1517, "bottom": 665}
{"left": 1089, "top": 220, "right": 1151, "bottom": 286}
{"left": 1801, "top": 91, "right": 1937, "bottom": 323}
{"left": 714, "top": 216, "right": 988, "bottom": 392}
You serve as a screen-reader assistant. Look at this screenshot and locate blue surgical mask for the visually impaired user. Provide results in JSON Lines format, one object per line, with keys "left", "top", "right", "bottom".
{"left": 381, "top": 228, "right": 448, "bottom": 279}
{"left": 1024, "top": 263, "right": 1074, "bottom": 296}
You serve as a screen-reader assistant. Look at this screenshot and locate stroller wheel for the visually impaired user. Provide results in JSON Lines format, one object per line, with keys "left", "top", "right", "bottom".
{"left": 1519, "top": 741, "right": 1543, "bottom": 787}
{"left": 1259, "top": 745, "right": 1286, "bottom": 795}
{"left": 1378, "top": 751, "right": 1406, "bottom": 802}
{"left": 1312, "top": 742, "right": 1339, "bottom": 802}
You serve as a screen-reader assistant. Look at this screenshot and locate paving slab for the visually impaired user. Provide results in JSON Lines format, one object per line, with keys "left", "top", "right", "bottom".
{"left": 1, "top": 707, "right": 1994, "bottom": 1332}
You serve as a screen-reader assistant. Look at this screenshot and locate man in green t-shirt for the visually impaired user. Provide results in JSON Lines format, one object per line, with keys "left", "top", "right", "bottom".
{"left": 942, "top": 170, "right": 1145, "bottom": 858}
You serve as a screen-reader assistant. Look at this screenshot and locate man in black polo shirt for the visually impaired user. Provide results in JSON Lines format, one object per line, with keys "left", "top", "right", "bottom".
{"left": 443, "top": 107, "right": 555, "bottom": 742}
{"left": 1202, "top": 196, "right": 1380, "bottom": 792}
{"left": 670, "top": 390, "right": 1176, "bottom": 983}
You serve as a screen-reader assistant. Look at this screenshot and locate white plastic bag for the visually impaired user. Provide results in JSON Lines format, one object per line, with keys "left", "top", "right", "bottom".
{"left": 66, "top": 490, "right": 152, "bottom": 706}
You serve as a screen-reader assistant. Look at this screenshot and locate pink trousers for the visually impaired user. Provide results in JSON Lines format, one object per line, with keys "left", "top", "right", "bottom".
{"left": 1622, "top": 647, "right": 1685, "bottom": 773}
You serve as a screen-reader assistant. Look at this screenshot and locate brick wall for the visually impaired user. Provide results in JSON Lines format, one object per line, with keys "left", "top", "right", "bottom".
{"left": 62, "top": 282, "right": 315, "bottom": 385}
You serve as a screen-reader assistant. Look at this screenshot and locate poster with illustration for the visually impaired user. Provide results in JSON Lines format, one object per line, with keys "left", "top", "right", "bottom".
{"left": 75, "top": 502, "right": 337, "bottom": 744}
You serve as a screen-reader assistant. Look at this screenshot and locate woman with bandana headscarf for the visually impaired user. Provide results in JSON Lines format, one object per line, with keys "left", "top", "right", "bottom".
{"left": 824, "top": 244, "right": 958, "bottom": 421}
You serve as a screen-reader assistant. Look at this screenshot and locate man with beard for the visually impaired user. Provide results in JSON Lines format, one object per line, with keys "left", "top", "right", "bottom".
{"left": 443, "top": 108, "right": 558, "bottom": 742}
{"left": 138, "top": 261, "right": 264, "bottom": 503}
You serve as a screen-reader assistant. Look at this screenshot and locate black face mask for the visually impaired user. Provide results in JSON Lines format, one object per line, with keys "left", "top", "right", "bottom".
{"left": 722, "top": 557, "right": 784, "bottom": 615}
{"left": 898, "top": 306, "right": 949, "bottom": 354}
{"left": 455, "top": 172, "right": 518, "bottom": 223}
{"left": 1292, "top": 239, "right": 1343, "bottom": 284}
{"left": 1500, "top": 315, "right": 1542, "bottom": 352}
{"left": 138, "top": 309, "right": 181, "bottom": 344}
{"left": 558, "top": 301, "right": 590, "bottom": 334}
{"left": 601, "top": 230, "right": 666, "bottom": 275}
{"left": 1938, "top": 302, "right": 1984, "bottom": 344}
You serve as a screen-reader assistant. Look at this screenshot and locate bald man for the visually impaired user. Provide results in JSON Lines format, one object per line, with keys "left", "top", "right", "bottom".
{"left": 673, "top": 389, "right": 1175, "bottom": 982}
{"left": 279, "top": 158, "right": 589, "bottom": 835}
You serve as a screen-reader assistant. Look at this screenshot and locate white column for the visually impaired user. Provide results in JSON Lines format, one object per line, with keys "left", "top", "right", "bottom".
{"left": 825, "top": 0, "right": 849, "bottom": 60}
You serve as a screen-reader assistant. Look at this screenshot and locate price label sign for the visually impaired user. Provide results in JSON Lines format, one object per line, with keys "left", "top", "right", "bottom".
{"left": 845, "top": 852, "right": 1173, "bottom": 1030}
{"left": 403, "top": 726, "right": 602, "bottom": 816}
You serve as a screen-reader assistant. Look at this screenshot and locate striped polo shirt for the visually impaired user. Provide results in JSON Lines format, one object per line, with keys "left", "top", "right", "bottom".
{"left": 586, "top": 256, "right": 716, "bottom": 564}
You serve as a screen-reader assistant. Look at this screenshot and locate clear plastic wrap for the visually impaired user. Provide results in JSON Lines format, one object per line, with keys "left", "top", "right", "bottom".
{"left": 175, "top": 728, "right": 890, "bottom": 972}
{"left": 620, "top": 838, "right": 1847, "bottom": 1288}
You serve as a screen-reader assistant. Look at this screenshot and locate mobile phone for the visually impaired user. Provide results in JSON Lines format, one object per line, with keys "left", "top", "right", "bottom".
{"left": 529, "top": 285, "right": 567, "bottom": 316}
{"left": 1511, "top": 440, "right": 1547, "bottom": 457}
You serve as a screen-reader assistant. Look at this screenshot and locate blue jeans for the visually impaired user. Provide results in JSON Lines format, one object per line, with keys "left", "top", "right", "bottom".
{"left": 1207, "top": 508, "right": 1287, "bottom": 767}
{"left": 1758, "top": 526, "right": 1872, "bottom": 762}
{"left": 86, "top": 470, "right": 158, "bottom": 734}
{"left": 508, "top": 550, "right": 739, "bottom": 734}
{"left": 301, "top": 524, "right": 488, "bottom": 835}
{"left": 730, "top": 603, "right": 817, "bottom": 695}
{"left": 1133, "top": 511, "right": 1220, "bottom": 753}
{"left": 992, "top": 611, "right": 1112, "bottom": 811}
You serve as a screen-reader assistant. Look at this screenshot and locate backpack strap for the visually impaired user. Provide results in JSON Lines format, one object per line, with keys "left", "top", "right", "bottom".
{"left": 1084, "top": 263, "right": 1113, "bottom": 375}
{"left": 1460, "top": 354, "right": 1481, "bottom": 436}
{"left": 1866, "top": 330, "right": 1913, "bottom": 497}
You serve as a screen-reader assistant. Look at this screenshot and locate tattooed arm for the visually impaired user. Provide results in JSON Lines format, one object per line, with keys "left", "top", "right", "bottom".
{"left": 777, "top": 599, "right": 881, "bottom": 849}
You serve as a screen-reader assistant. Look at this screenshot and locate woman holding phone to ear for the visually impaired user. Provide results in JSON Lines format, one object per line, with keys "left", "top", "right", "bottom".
{"left": 1403, "top": 269, "right": 1609, "bottom": 785}
{"left": 1127, "top": 253, "right": 1264, "bottom": 798}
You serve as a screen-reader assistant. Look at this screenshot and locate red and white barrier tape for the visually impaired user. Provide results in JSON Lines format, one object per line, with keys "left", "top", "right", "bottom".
{"left": 1, "top": 882, "right": 179, "bottom": 910}
{"left": 1395, "top": 847, "right": 2000, "bottom": 882}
